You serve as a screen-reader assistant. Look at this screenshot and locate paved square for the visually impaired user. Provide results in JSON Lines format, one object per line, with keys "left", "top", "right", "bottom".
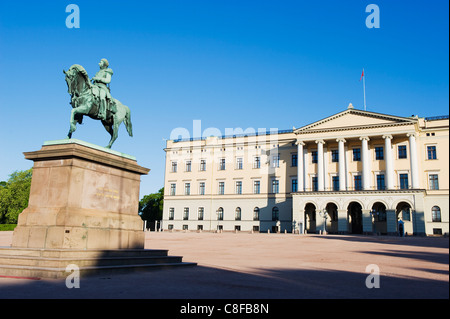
{"left": 0, "top": 231, "right": 448, "bottom": 299}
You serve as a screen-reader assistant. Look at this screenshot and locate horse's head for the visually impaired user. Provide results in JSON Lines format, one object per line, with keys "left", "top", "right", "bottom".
{"left": 64, "top": 64, "right": 91, "bottom": 97}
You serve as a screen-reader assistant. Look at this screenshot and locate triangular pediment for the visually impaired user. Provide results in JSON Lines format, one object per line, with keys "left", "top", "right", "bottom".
{"left": 295, "top": 108, "right": 417, "bottom": 133}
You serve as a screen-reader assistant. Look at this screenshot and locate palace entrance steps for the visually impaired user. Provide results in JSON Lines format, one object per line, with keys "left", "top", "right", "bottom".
{"left": 0, "top": 247, "right": 196, "bottom": 279}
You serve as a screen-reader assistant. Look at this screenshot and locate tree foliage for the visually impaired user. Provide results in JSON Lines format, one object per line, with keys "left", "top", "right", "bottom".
{"left": 0, "top": 168, "right": 33, "bottom": 224}
{"left": 139, "top": 188, "right": 164, "bottom": 223}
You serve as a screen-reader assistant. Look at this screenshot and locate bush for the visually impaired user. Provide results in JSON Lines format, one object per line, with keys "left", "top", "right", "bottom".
{"left": 0, "top": 224, "right": 17, "bottom": 231}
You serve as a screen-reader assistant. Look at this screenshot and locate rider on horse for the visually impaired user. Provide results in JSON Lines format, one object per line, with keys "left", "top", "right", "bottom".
{"left": 91, "top": 58, "right": 116, "bottom": 121}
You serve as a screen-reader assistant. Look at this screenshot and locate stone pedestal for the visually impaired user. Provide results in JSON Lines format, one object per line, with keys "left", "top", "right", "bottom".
{"left": 11, "top": 139, "right": 150, "bottom": 250}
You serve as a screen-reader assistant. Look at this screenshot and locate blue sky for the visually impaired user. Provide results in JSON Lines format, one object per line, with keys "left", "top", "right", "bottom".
{"left": 0, "top": 0, "right": 448, "bottom": 196}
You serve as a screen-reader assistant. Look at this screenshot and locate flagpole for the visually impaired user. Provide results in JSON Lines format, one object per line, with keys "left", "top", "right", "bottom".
{"left": 363, "top": 68, "right": 366, "bottom": 111}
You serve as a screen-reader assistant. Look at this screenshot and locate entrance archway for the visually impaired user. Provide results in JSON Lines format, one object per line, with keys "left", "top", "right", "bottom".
{"left": 348, "top": 202, "right": 363, "bottom": 234}
{"left": 304, "top": 203, "right": 316, "bottom": 233}
{"left": 396, "top": 202, "right": 412, "bottom": 235}
{"left": 325, "top": 203, "right": 338, "bottom": 234}
{"left": 371, "top": 202, "right": 387, "bottom": 234}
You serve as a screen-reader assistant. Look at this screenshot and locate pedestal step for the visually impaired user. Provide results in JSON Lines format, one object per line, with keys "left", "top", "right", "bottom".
{"left": 0, "top": 247, "right": 196, "bottom": 279}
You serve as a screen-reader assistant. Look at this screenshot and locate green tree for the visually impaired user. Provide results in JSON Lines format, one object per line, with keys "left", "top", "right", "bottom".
{"left": 0, "top": 168, "right": 33, "bottom": 224}
{"left": 139, "top": 188, "right": 164, "bottom": 230}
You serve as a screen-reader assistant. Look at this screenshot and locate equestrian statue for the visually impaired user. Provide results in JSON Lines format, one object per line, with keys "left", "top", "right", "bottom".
{"left": 63, "top": 59, "right": 133, "bottom": 149}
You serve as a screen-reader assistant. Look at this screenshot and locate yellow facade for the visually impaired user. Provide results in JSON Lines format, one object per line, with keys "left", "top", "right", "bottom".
{"left": 162, "top": 106, "right": 449, "bottom": 236}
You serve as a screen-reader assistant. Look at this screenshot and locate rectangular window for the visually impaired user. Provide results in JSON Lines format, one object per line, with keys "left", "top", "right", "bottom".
{"left": 171, "top": 161, "right": 178, "bottom": 172}
{"left": 183, "top": 207, "right": 189, "bottom": 220}
{"left": 353, "top": 148, "right": 361, "bottom": 161}
{"left": 253, "top": 156, "right": 261, "bottom": 169}
{"left": 184, "top": 183, "right": 190, "bottom": 195}
{"left": 170, "top": 183, "right": 176, "bottom": 196}
{"left": 236, "top": 157, "right": 243, "bottom": 170}
{"left": 429, "top": 174, "right": 439, "bottom": 190}
{"left": 354, "top": 175, "right": 362, "bottom": 190}
{"left": 399, "top": 173, "right": 409, "bottom": 189}
{"left": 219, "top": 158, "right": 226, "bottom": 170}
{"left": 218, "top": 182, "right": 225, "bottom": 195}
{"left": 292, "top": 179, "right": 298, "bottom": 192}
{"left": 291, "top": 154, "right": 298, "bottom": 167}
{"left": 331, "top": 150, "right": 339, "bottom": 163}
{"left": 427, "top": 146, "right": 437, "bottom": 160}
{"left": 332, "top": 176, "right": 339, "bottom": 191}
{"left": 253, "top": 180, "right": 260, "bottom": 194}
{"left": 375, "top": 147, "right": 384, "bottom": 160}
{"left": 376, "top": 174, "right": 385, "bottom": 190}
{"left": 169, "top": 208, "right": 174, "bottom": 220}
{"left": 432, "top": 207, "right": 441, "bottom": 222}
{"left": 199, "top": 182, "right": 205, "bottom": 195}
{"left": 272, "top": 154, "right": 280, "bottom": 168}
{"left": 311, "top": 151, "right": 318, "bottom": 164}
{"left": 185, "top": 160, "right": 192, "bottom": 172}
{"left": 235, "top": 181, "right": 242, "bottom": 194}
{"left": 272, "top": 180, "right": 279, "bottom": 194}
{"left": 198, "top": 207, "right": 204, "bottom": 220}
{"left": 200, "top": 159, "right": 206, "bottom": 171}
{"left": 312, "top": 176, "right": 318, "bottom": 192}
{"left": 398, "top": 145, "right": 407, "bottom": 159}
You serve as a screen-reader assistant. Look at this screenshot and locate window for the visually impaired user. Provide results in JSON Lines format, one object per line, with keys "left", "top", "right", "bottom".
{"left": 432, "top": 206, "right": 441, "bottom": 222}
{"left": 354, "top": 175, "right": 362, "bottom": 190}
{"left": 399, "top": 174, "right": 409, "bottom": 189}
{"left": 236, "top": 157, "right": 243, "bottom": 170}
{"left": 219, "top": 158, "right": 226, "bottom": 170}
{"left": 427, "top": 146, "right": 437, "bottom": 160}
{"left": 197, "top": 225, "right": 203, "bottom": 231}
{"left": 353, "top": 148, "right": 361, "bottom": 161}
{"left": 272, "top": 154, "right": 280, "bottom": 168}
{"left": 331, "top": 150, "right": 339, "bottom": 163}
{"left": 375, "top": 147, "right": 384, "bottom": 160}
{"left": 184, "top": 183, "right": 190, "bottom": 195}
{"left": 292, "top": 179, "right": 298, "bottom": 192}
{"left": 311, "top": 151, "right": 318, "bottom": 164}
{"left": 235, "top": 207, "right": 241, "bottom": 221}
{"left": 198, "top": 207, "right": 204, "bottom": 220}
{"left": 199, "top": 182, "right": 205, "bottom": 195}
{"left": 170, "top": 183, "right": 176, "bottom": 196}
{"left": 183, "top": 207, "right": 189, "bottom": 220}
{"left": 254, "top": 156, "right": 261, "bottom": 169}
{"left": 376, "top": 174, "right": 385, "bottom": 190}
{"left": 272, "top": 180, "right": 279, "bottom": 194}
{"left": 312, "top": 176, "right": 318, "bottom": 191}
{"left": 332, "top": 176, "right": 339, "bottom": 191}
{"left": 218, "top": 182, "right": 225, "bottom": 195}
{"left": 200, "top": 159, "right": 206, "bottom": 171}
{"left": 182, "top": 224, "right": 188, "bottom": 230}
{"left": 398, "top": 145, "right": 407, "bottom": 159}
{"left": 253, "top": 180, "right": 260, "bottom": 194}
{"left": 171, "top": 161, "right": 178, "bottom": 172}
{"left": 235, "top": 181, "right": 242, "bottom": 194}
{"left": 429, "top": 174, "right": 439, "bottom": 190}
{"left": 185, "top": 160, "right": 192, "bottom": 172}
{"left": 272, "top": 207, "right": 279, "bottom": 221}
{"left": 253, "top": 207, "right": 260, "bottom": 221}
{"left": 169, "top": 208, "right": 174, "bottom": 220}
{"left": 217, "top": 207, "right": 224, "bottom": 220}
{"left": 291, "top": 154, "right": 298, "bottom": 167}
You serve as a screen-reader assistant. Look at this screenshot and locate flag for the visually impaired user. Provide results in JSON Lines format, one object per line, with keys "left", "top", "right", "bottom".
{"left": 359, "top": 69, "right": 365, "bottom": 81}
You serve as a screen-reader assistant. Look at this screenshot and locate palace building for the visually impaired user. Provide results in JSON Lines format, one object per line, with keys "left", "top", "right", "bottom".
{"left": 162, "top": 105, "right": 449, "bottom": 236}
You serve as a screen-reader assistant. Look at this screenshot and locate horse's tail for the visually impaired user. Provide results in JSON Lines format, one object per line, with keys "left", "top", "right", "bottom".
{"left": 124, "top": 106, "right": 133, "bottom": 137}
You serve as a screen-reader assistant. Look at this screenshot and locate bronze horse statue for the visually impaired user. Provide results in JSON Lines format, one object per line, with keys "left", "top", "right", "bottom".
{"left": 63, "top": 64, "right": 133, "bottom": 149}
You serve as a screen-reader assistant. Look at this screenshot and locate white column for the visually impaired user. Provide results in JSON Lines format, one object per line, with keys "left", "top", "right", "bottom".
{"left": 316, "top": 140, "right": 325, "bottom": 191}
{"left": 360, "top": 136, "right": 371, "bottom": 190}
{"left": 383, "top": 134, "right": 394, "bottom": 190}
{"left": 337, "top": 138, "right": 346, "bottom": 191}
{"left": 407, "top": 133, "right": 420, "bottom": 189}
{"left": 296, "top": 141, "right": 305, "bottom": 192}
{"left": 303, "top": 147, "right": 309, "bottom": 191}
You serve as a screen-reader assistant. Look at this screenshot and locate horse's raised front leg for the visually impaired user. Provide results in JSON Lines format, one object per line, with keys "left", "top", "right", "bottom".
{"left": 67, "top": 108, "right": 78, "bottom": 139}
